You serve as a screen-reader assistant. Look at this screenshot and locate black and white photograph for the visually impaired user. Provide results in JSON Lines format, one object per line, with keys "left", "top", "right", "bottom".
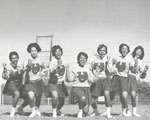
{"left": 0, "top": 0, "right": 150, "bottom": 120}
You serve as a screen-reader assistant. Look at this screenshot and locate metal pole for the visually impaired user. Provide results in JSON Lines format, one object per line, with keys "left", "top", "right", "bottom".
{"left": 36, "top": 36, "right": 38, "bottom": 43}
{"left": 50, "top": 34, "right": 53, "bottom": 61}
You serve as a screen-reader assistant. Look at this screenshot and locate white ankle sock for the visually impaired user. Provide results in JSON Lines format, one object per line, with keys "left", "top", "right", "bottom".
{"left": 53, "top": 108, "right": 57, "bottom": 117}
{"left": 77, "top": 109, "right": 83, "bottom": 118}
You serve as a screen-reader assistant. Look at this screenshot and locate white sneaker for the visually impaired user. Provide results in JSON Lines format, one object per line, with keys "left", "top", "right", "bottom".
{"left": 29, "top": 112, "right": 36, "bottom": 118}
{"left": 107, "top": 114, "right": 113, "bottom": 118}
{"left": 60, "top": 113, "right": 64, "bottom": 117}
{"left": 36, "top": 110, "right": 41, "bottom": 116}
{"left": 10, "top": 107, "right": 15, "bottom": 117}
{"left": 10, "top": 112, "right": 15, "bottom": 117}
{"left": 133, "top": 112, "right": 141, "bottom": 117}
{"left": 53, "top": 112, "right": 57, "bottom": 118}
{"left": 52, "top": 109, "right": 57, "bottom": 118}
{"left": 77, "top": 110, "right": 83, "bottom": 118}
{"left": 100, "top": 112, "right": 107, "bottom": 116}
{"left": 106, "top": 107, "right": 112, "bottom": 118}
{"left": 132, "top": 107, "right": 141, "bottom": 117}
{"left": 90, "top": 112, "right": 95, "bottom": 117}
{"left": 127, "top": 110, "right": 132, "bottom": 116}
{"left": 122, "top": 111, "right": 130, "bottom": 117}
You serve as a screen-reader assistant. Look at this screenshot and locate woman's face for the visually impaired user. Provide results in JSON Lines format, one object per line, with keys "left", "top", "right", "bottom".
{"left": 78, "top": 55, "right": 87, "bottom": 67}
{"left": 54, "top": 48, "right": 62, "bottom": 59}
{"left": 121, "top": 45, "right": 129, "bottom": 57}
{"left": 31, "top": 47, "right": 38, "bottom": 58}
{"left": 98, "top": 47, "right": 106, "bottom": 58}
{"left": 11, "top": 55, "right": 18, "bottom": 66}
{"left": 135, "top": 49, "right": 142, "bottom": 59}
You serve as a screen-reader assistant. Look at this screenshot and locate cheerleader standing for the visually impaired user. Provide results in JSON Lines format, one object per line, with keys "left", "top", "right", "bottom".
{"left": 45, "top": 45, "right": 68, "bottom": 117}
{"left": 128, "top": 46, "right": 149, "bottom": 117}
{"left": 2, "top": 51, "right": 24, "bottom": 117}
{"left": 23, "top": 43, "right": 45, "bottom": 117}
{"left": 67, "top": 52, "right": 93, "bottom": 118}
{"left": 110, "top": 43, "right": 132, "bottom": 117}
{"left": 89, "top": 44, "right": 112, "bottom": 118}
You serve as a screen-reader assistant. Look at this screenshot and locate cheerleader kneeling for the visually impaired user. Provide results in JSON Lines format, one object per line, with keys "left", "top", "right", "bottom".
{"left": 2, "top": 51, "right": 24, "bottom": 117}
{"left": 67, "top": 52, "right": 94, "bottom": 118}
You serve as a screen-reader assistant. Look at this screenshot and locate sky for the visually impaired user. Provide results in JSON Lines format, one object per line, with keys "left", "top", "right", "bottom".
{"left": 0, "top": 0, "right": 150, "bottom": 80}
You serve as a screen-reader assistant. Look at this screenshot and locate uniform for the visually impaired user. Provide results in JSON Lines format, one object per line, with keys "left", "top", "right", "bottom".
{"left": 111, "top": 55, "right": 132, "bottom": 92}
{"left": 128, "top": 56, "right": 145, "bottom": 92}
{"left": 90, "top": 55, "right": 111, "bottom": 97}
{"left": 68, "top": 65, "right": 93, "bottom": 105}
{"left": 46, "top": 57, "right": 68, "bottom": 98}
{"left": 23, "top": 57, "right": 45, "bottom": 96}
{"left": 3, "top": 63, "right": 24, "bottom": 96}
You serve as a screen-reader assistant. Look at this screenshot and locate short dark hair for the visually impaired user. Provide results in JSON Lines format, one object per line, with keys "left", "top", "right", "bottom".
{"left": 97, "top": 44, "right": 107, "bottom": 54}
{"left": 27, "top": 43, "right": 41, "bottom": 53}
{"left": 9, "top": 51, "right": 19, "bottom": 61}
{"left": 77, "top": 52, "right": 88, "bottom": 64}
{"left": 52, "top": 45, "right": 63, "bottom": 56}
{"left": 132, "top": 46, "right": 144, "bottom": 60}
{"left": 119, "top": 43, "right": 130, "bottom": 54}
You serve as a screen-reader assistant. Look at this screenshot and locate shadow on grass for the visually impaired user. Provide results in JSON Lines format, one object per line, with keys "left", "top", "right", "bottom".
{"left": 0, "top": 112, "right": 121, "bottom": 118}
{"left": 1, "top": 112, "right": 52, "bottom": 117}
{"left": 1, "top": 112, "right": 77, "bottom": 117}
{"left": 42, "top": 112, "right": 52, "bottom": 117}
{"left": 42, "top": 112, "right": 77, "bottom": 117}
{"left": 111, "top": 113, "right": 121, "bottom": 116}
{"left": 1, "top": 112, "right": 10, "bottom": 115}
{"left": 64, "top": 113, "right": 77, "bottom": 117}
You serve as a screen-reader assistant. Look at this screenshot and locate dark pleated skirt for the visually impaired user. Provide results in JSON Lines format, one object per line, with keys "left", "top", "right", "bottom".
{"left": 45, "top": 82, "right": 68, "bottom": 98}
{"left": 90, "top": 78, "right": 112, "bottom": 97}
{"left": 69, "top": 87, "right": 92, "bottom": 105}
{"left": 22, "top": 80, "right": 45, "bottom": 97}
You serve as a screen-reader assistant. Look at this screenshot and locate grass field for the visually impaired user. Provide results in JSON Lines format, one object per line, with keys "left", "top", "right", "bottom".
{"left": 0, "top": 104, "right": 150, "bottom": 120}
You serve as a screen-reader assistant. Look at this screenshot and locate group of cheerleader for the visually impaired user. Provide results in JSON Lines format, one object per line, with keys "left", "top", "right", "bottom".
{"left": 2, "top": 42, "right": 149, "bottom": 118}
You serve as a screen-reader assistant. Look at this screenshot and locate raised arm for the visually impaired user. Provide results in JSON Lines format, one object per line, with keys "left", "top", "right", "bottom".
{"left": 107, "top": 57, "right": 118, "bottom": 75}
{"left": 88, "top": 71, "right": 94, "bottom": 84}
{"left": 66, "top": 67, "right": 77, "bottom": 83}
{"left": 140, "top": 65, "right": 149, "bottom": 79}
{"left": 2, "top": 63, "right": 10, "bottom": 80}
